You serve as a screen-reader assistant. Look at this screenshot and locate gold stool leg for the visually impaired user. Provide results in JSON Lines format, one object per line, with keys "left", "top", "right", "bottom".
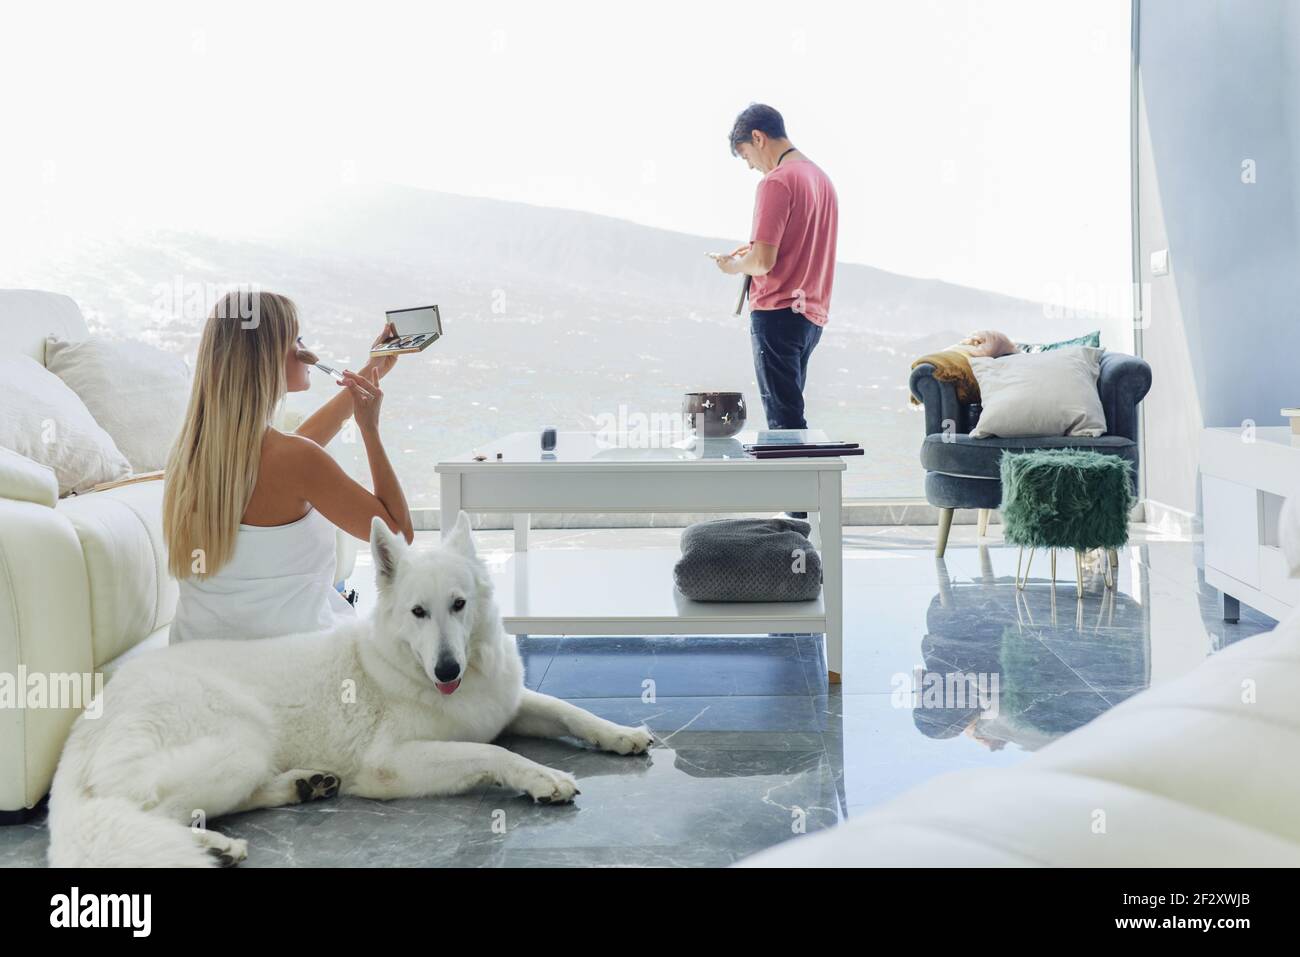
{"left": 1017, "top": 546, "right": 1034, "bottom": 590}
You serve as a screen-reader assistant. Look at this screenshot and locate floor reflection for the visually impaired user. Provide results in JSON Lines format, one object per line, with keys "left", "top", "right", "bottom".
{"left": 915, "top": 549, "right": 1151, "bottom": 753}
{"left": 0, "top": 529, "right": 1281, "bottom": 867}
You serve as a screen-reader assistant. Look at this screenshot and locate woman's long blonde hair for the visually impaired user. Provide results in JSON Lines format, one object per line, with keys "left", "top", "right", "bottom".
{"left": 163, "top": 291, "right": 299, "bottom": 579}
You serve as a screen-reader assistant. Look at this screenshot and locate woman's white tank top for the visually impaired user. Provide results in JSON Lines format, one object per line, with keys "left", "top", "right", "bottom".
{"left": 170, "top": 507, "right": 356, "bottom": 643}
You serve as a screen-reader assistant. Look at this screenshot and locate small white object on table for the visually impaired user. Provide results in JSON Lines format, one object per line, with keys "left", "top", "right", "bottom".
{"left": 435, "top": 430, "right": 846, "bottom": 680}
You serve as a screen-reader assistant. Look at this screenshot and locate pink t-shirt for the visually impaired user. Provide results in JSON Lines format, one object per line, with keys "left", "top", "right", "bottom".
{"left": 749, "top": 158, "right": 839, "bottom": 325}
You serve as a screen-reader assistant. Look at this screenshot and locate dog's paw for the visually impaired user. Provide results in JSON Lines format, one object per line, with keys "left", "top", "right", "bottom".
{"left": 206, "top": 844, "right": 246, "bottom": 868}
{"left": 293, "top": 771, "right": 341, "bottom": 803}
{"left": 198, "top": 833, "right": 248, "bottom": 867}
{"left": 516, "top": 765, "right": 580, "bottom": 804}
{"left": 599, "top": 724, "right": 655, "bottom": 755}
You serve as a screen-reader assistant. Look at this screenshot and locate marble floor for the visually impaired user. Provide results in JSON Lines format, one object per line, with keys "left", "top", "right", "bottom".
{"left": 0, "top": 522, "right": 1277, "bottom": 867}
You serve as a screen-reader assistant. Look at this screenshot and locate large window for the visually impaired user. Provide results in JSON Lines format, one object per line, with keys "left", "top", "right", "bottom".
{"left": 1, "top": 1, "right": 1132, "bottom": 504}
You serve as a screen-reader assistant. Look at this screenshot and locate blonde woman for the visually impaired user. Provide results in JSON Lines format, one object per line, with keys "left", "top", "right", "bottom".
{"left": 164, "top": 291, "right": 414, "bottom": 643}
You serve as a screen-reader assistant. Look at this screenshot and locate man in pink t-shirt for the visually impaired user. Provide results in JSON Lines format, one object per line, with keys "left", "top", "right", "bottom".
{"left": 713, "top": 103, "right": 838, "bottom": 432}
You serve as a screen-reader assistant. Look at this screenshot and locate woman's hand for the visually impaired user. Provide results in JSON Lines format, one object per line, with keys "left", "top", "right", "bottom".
{"left": 341, "top": 368, "right": 384, "bottom": 433}
{"left": 359, "top": 321, "right": 399, "bottom": 380}
{"left": 294, "top": 325, "right": 395, "bottom": 449}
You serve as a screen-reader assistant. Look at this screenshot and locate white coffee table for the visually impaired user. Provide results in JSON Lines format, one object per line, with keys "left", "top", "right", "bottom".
{"left": 435, "top": 430, "right": 845, "bottom": 680}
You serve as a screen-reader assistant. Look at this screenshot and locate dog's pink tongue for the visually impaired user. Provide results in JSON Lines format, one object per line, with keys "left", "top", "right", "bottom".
{"left": 435, "top": 678, "right": 461, "bottom": 696}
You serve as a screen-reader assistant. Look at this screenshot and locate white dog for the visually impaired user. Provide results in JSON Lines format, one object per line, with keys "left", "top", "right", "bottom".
{"left": 48, "top": 513, "right": 653, "bottom": 867}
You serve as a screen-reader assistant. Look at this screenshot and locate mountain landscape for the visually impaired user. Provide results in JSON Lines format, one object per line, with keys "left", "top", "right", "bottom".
{"left": 7, "top": 184, "right": 1096, "bottom": 502}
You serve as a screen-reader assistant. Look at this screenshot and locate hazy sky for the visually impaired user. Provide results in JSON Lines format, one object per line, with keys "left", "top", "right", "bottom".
{"left": 1, "top": 0, "right": 1132, "bottom": 315}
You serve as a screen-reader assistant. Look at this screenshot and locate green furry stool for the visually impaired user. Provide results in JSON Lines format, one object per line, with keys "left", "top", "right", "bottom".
{"left": 999, "top": 449, "right": 1135, "bottom": 596}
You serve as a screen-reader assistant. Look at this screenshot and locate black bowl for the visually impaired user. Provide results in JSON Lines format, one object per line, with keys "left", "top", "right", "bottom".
{"left": 683, "top": 391, "right": 747, "bottom": 438}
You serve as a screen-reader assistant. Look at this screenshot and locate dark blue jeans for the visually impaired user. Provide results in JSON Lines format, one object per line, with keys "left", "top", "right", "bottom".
{"left": 749, "top": 307, "right": 823, "bottom": 429}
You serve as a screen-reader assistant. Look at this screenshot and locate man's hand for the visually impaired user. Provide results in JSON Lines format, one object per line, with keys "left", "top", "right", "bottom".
{"left": 709, "top": 243, "right": 755, "bottom": 275}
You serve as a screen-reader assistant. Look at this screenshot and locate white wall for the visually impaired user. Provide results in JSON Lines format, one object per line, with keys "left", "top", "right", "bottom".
{"left": 1137, "top": 0, "right": 1300, "bottom": 518}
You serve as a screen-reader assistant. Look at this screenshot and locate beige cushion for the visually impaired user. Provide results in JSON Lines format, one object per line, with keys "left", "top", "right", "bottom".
{"left": 56, "top": 479, "right": 176, "bottom": 665}
{"left": 969, "top": 347, "right": 1107, "bottom": 439}
{"left": 46, "top": 336, "right": 191, "bottom": 473}
{"left": 0, "top": 355, "right": 131, "bottom": 495}
{"left": 0, "top": 446, "right": 58, "bottom": 508}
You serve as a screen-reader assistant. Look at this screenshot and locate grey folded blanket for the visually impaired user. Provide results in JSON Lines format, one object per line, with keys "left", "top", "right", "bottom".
{"left": 673, "top": 517, "right": 823, "bottom": 602}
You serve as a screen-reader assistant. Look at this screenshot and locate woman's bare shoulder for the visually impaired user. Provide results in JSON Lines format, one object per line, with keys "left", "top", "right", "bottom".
{"left": 262, "top": 428, "right": 330, "bottom": 473}
{"left": 243, "top": 429, "right": 327, "bottom": 525}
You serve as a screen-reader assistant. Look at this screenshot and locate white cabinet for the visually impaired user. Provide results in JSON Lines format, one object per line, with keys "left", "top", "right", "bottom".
{"left": 1202, "top": 476, "right": 1260, "bottom": 589}
{"left": 1200, "top": 427, "right": 1300, "bottom": 621}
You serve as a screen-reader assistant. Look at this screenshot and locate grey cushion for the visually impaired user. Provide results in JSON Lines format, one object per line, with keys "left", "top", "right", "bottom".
{"left": 674, "top": 518, "right": 822, "bottom": 602}
{"left": 925, "top": 471, "right": 1003, "bottom": 510}
{"left": 921, "top": 433, "right": 1137, "bottom": 481}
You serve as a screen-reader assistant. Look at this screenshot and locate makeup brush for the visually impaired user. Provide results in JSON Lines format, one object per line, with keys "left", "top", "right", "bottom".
{"left": 295, "top": 346, "right": 344, "bottom": 379}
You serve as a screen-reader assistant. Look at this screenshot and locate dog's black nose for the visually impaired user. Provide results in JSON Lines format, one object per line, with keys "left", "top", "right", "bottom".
{"left": 434, "top": 658, "right": 461, "bottom": 683}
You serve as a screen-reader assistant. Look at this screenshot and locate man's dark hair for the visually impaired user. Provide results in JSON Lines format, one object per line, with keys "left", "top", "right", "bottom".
{"left": 728, "top": 103, "right": 787, "bottom": 156}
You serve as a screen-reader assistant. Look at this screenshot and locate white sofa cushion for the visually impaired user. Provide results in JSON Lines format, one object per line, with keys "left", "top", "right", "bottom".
{"left": 55, "top": 479, "right": 176, "bottom": 666}
{"left": 969, "top": 346, "right": 1107, "bottom": 439}
{"left": 740, "top": 769, "right": 1299, "bottom": 867}
{"left": 0, "top": 497, "right": 95, "bottom": 814}
{"left": 45, "top": 336, "right": 191, "bottom": 473}
{"left": 739, "top": 610, "right": 1300, "bottom": 867}
{"left": 0, "top": 446, "right": 58, "bottom": 508}
{"left": 0, "top": 355, "right": 131, "bottom": 495}
{"left": 0, "top": 289, "right": 89, "bottom": 363}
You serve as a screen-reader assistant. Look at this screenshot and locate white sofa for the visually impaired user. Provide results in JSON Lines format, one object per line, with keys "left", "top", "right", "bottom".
{"left": 0, "top": 291, "right": 178, "bottom": 820}
{"left": 0, "top": 290, "right": 355, "bottom": 821}
{"left": 743, "top": 587, "right": 1300, "bottom": 867}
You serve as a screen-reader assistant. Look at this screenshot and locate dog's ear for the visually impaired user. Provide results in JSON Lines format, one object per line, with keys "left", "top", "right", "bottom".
{"left": 443, "top": 510, "right": 477, "bottom": 561}
{"left": 370, "top": 516, "right": 406, "bottom": 588}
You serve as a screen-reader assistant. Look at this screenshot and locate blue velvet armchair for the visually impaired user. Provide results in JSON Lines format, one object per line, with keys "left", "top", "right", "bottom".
{"left": 908, "top": 351, "right": 1153, "bottom": 556}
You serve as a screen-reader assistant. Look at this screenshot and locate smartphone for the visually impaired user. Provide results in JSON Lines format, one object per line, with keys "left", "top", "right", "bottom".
{"left": 372, "top": 305, "right": 443, "bottom": 357}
